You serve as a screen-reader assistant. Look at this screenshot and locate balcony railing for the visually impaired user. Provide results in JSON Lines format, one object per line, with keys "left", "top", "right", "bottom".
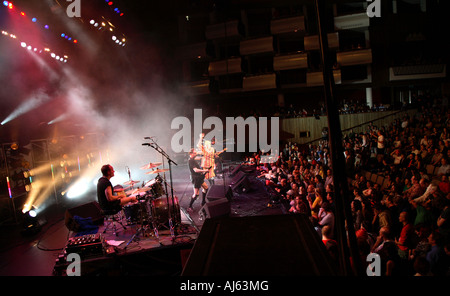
{"left": 334, "top": 13, "right": 370, "bottom": 30}
{"left": 240, "top": 36, "right": 274, "bottom": 55}
{"left": 273, "top": 52, "right": 308, "bottom": 71}
{"left": 337, "top": 48, "right": 372, "bottom": 66}
{"left": 270, "top": 16, "right": 305, "bottom": 35}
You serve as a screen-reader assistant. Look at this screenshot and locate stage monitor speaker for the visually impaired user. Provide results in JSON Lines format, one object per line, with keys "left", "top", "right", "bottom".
{"left": 230, "top": 170, "right": 246, "bottom": 185}
{"left": 198, "top": 198, "right": 230, "bottom": 220}
{"left": 182, "top": 214, "right": 338, "bottom": 276}
{"left": 65, "top": 201, "right": 104, "bottom": 232}
{"left": 230, "top": 173, "right": 251, "bottom": 193}
{"left": 229, "top": 164, "right": 242, "bottom": 177}
{"left": 206, "top": 184, "right": 233, "bottom": 202}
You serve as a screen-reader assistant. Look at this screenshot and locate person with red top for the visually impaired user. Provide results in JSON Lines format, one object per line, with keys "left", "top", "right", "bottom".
{"left": 395, "top": 211, "right": 416, "bottom": 260}
{"left": 438, "top": 175, "right": 450, "bottom": 195}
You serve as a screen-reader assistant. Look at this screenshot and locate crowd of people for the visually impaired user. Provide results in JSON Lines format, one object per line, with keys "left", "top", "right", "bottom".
{"left": 272, "top": 100, "right": 392, "bottom": 119}
{"left": 252, "top": 96, "right": 450, "bottom": 276}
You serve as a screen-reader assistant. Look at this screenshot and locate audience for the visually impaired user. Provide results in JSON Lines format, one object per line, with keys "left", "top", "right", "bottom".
{"left": 252, "top": 95, "right": 449, "bottom": 275}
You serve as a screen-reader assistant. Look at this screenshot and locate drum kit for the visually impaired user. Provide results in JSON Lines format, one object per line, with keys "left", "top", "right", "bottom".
{"left": 118, "top": 162, "right": 180, "bottom": 248}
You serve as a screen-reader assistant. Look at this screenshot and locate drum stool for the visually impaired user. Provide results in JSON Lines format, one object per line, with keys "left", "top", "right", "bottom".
{"left": 102, "top": 209, "right": 126, "bottom": 236}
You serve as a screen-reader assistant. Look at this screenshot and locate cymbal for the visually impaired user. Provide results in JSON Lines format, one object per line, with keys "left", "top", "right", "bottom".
{"left": 145, "top": 169, "right": 169, "bottom": 175}
{"left": 140, "top": 162, "right": 162, "bottom": 170}
{"left": 123, "top": 180, "right": 140, "bottom": 185}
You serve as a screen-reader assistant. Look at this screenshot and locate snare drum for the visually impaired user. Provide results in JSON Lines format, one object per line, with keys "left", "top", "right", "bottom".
{"left": 151, "top": 196, "right": 180, "bottom": 226}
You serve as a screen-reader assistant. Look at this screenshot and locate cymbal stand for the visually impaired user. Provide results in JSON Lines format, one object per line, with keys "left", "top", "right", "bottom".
{"left": 124, "top": 196, "right": 160, "bottom": 249}
{"left": 142, "top": 140, "right": 178, "bottom": 242}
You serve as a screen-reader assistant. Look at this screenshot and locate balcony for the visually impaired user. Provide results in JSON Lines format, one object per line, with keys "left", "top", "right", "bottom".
{"left": 205, "top": 20, "right": 242, "bottom": 40}
{"left": 273, "top": 53, "right": 308, "bottom": 71}
{"left": 334, "top": 13, "right": 369, "bottom": 30}
{"left": 208, "top": 58, "right": 242, "bottom": 76}
{"left": 240, "top": 36, "right": 274, "bottom": 56}
{"left": 389, "top": 64, "right": 447, "bottom": 81}
{"left": 182, "top": 80, "right": 210, "bottom": 96}
{"left": 304, "top": 32, "right": 340, "bottom": 51}
{"left": 306, "top": 70, "right": 342, "bottom": 87}
{"left": 270, "top": 16, "right": 305, "bottom": 35}
{"left": 336, "top": 48, "right": 372, "bottom": 66}
{"left": 243, "top": 73, "right": 277, "bottom": 91}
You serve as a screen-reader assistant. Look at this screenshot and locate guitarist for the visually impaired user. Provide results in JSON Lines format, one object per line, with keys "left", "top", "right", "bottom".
{"left": 188, "top": 148, "right": 210, "bottom": 211}
{"left": 198, "top": 133, "right": 227, "bottom": 186}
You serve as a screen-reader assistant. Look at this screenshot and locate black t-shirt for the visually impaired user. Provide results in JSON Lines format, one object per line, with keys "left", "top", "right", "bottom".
{"left": 188, "top": 157, "right": 202, "bottom": 180}
{"left": 97, "top": 176, "right": 119, "bottom": 211}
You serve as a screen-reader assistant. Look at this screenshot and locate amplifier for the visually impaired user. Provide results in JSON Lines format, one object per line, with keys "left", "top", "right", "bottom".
{"left": 65, "top": 233, "right": 106, "bottom": 259}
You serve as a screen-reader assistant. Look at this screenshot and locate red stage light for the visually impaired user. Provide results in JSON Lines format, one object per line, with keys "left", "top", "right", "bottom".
{"left": 120, "top": 13, "right": 124, "bottom": 16}
{"left": 73, "top": 39, "right": 78, "bottom": 43}
{"left": 20, "top": 11, "right": 25, "bottom": 16}
{"left": 8, "top": 2, "right": 13, "bottom": 9}
{"left": 108, "top": 1, "right": 113, "bottom": 5}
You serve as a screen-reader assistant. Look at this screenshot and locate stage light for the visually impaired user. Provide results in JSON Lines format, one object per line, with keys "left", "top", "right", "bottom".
{"left": 73, "top": 39, "right": 78, "bottom": 43}
{"left": 8, "top": 2, "right": 12, "bottom": 9}
{"left": 32, "top": 17, "right": 37, "bottom": 22}
{"left": 108, "top": 1, "right": 113, "bottom": 6}
{"left": 120, "top": 13, "right": 124, "bottom": 16}
{"left": 90, "top": 19, "right": 95, "bottom": 25}
{"left": 28, "top": 209, "right": 37, "bottom": 218}
{"left": 112, "top": 35, "right": 116, "bottom": 41}
{"left": 44, "top": 25, "right": 49, "bottom": 29}
{"left": 21, "top": 206, "right": 43, "bottom": 236}
{"left": 20, "top": 11, "right": 25, "bottom": 16}
{"left": 61, "top": 33, "right": 65, "bottom": 37}
{"left": 20, "top": 42, "right": 26, "bottom": 47}
{"left": 51, "top": 53, "right": 56, "bottom": 58}
{"left": 3, "top": 1, "right": 8, "bottom": 7}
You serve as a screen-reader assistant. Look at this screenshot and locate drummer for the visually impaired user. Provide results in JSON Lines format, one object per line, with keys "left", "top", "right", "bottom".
{"left": 97, "top": 164, "right": 138, "bottom": 213}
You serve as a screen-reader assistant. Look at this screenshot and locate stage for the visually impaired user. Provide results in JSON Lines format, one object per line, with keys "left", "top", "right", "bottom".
{"left": 0, "top": 161, "right": 287, "bottom": 276}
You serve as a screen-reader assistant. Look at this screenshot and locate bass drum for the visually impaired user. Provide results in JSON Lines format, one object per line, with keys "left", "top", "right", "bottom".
{"left": 151, "top": 196, "right": 181, "bottom": 226}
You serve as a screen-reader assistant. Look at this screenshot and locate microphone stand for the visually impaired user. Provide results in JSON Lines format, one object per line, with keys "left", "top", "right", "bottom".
{"left": 143, "top": 140, "right": 178, "bottom": 241}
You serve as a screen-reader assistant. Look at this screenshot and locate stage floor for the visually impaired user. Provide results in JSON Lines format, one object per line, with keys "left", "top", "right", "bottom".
{"left": 0, "top": 162, "right": 286, "bottom": 276}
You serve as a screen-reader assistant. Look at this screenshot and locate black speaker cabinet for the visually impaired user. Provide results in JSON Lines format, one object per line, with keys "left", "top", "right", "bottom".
{"left": 229, "top": 165, "right": 242, "bottom": 177}
{"left": 65, "top": 201, "right": 104, "bottom": 232}
{"left": 182, "top": 214, "right": 338, "bottom": 276}
{"left": 198, "top": 198, "right": 230, "bottom": 220}
{"left": 206, "top": 184, "right": 233, "bottom": 202}
{"left": 230, "top": 173, "right": 251, "bottom": 193}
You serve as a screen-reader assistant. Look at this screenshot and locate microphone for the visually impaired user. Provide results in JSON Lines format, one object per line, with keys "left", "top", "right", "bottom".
{"left": 144, "top": 136, "right": 155, "bottom": 139}
{"left": 142, "top": 143, "right": 151, "bottom": 146}
{"left": 127, "top": 167, "right": 131, "bottom": 179}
